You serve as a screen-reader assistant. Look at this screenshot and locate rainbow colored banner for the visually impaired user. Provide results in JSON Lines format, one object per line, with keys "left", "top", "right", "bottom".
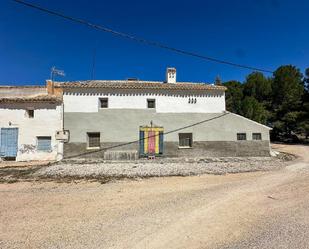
{"left": 139, "top": 127, "right": 164, "bottom": 157}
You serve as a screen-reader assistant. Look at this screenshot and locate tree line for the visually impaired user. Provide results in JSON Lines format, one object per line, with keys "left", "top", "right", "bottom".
{"left": 218, "top": 65, "right": 309, "bottom": 142}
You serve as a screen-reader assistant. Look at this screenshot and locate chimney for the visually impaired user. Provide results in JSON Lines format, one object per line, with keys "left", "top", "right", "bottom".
{"left": 46, "top": 80, "right": 54, "bottom": 95}
{"left": 166, "top": 67, "right": 176, "bottom": 84}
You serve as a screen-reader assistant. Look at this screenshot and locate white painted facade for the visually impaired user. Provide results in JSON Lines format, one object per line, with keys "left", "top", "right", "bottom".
{"left": 63, "top": 90, "right": 226, "bottom": 113}
{"left": 0, "top": 103, "right": 63, "bottom": 161}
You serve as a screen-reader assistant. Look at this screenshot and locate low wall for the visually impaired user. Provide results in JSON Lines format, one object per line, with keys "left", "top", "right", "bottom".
{"left": 64, "top": 140, "right": 270, "bottom": 159}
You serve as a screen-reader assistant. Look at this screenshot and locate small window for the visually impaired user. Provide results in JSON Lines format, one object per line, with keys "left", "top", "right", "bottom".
{"left": 99, "top": 98, "right": 108, "bottom": 108}
{"left": 252, "top": 133, "right": 262, "bottom": 140}
{"left": 37, "top": 136, "right": 51, "bottom": 151}
{"left": 237, "top": 133, "right": 247, "bottom": 140}
{"left": 87, "top": 132, "right": 100, "bottom": 148}
{"left": 179, "top": 133, "right": 193, "bottom": 148}
{"left": 147, "top": 99, "right": 156, "bottom": 108}
{"left": 26, "top": 109, "right": 34, "bottom": 118}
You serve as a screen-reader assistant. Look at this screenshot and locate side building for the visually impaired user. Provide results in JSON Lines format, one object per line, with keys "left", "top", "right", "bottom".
{"left": 54, "top": 68, "right": 271, "bottom": 159}
{"left": 0, "top": 85, "right": 64, "bottom": 161}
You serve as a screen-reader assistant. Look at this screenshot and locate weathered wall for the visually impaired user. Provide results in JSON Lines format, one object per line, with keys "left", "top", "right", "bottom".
{"left": 0, "top": 102, "right": 63, "bottom": 161}
{"left": 64, "top": 140, "right": 270, "bottom": 158}
{"left": 63, "top": 89, "right": 226, "bottom": 113}
{"left": 0, "top": 87, "right": 46, "bottom": 97}
{"left": 63, "top": 110, "right": 271, "bottom": 158}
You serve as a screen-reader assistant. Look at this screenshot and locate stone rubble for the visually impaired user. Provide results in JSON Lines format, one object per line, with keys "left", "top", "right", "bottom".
{"left": 35, "top": 153, "right": 294, "bottom": 178}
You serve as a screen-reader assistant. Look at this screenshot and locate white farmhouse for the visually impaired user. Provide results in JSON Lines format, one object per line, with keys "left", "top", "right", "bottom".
{"left": 0, "top": 86, "right": 64, "bottom": 161}
{"left": 53, "top": 68, "right": 271, "bottom": 159}
{"left": 0, "top": 68, "right": 271, "bottom": 161}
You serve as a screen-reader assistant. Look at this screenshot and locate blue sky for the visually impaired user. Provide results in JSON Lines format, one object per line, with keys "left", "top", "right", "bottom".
{"left": 0, "top": 0, "right": 308, "bottom": 85}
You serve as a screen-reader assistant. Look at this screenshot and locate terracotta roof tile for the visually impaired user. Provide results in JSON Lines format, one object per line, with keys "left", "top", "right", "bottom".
{"left": 0, "top": 95, "right": 62, "bottom": 103}
{"left": 54, "top": 80, "right": 226, "bottom": 91}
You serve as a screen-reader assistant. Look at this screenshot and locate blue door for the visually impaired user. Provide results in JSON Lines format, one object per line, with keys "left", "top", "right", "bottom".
{"left": 0, "top": 128, "right": 19, "bottom": 158}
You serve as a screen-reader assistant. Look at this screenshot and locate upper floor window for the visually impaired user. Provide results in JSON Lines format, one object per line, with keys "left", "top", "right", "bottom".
{"left": 147, "top": 99, "right": 156, "bottom": 109}
{"left": 99, "top": 98, "right": 108, "bottom": 108}
{"left": 25, "top": 109, "right": 34, "bottom": 118}
{"left": 252, "top": 133, "right": 262, "bottom": 140}
{"left": 237, "top": 133, "right": 247, "bottom": 140}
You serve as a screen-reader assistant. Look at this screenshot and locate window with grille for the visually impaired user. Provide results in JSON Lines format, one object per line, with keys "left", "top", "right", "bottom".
{"left": 237, "top": 133, "right": 247, "bottom": 140}
{"left": 252, "top": 133, "right": 262, "bottom": 140}
{"left": 87, "top": 132, "right": 100, "bottom": 148}
{"left": 147, "top": 99, "right": 156, "bottom": 108}
{"left": 37, "top": 136, "right": 51, "bottom": 151}
{"left": 99, "top": 98, "right": 108, "bottom": 108}
{"left": 179, "top": 133, "right": 193, "bottom": 148}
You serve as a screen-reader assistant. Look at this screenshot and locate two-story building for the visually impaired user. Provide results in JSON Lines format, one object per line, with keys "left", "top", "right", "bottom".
{"left": 0, "top": 68, "right": 271, "bottom": 161}
{"left": 51, "top": 68, "right": 271, "bottom": 159}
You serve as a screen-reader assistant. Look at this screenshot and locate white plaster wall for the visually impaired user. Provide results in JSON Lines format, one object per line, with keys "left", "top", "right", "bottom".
{"left": 0, "top": 103, "right": 62, "bottom": 161}
{"left": 63, "top": 90, "right": 226, "bottom": 113}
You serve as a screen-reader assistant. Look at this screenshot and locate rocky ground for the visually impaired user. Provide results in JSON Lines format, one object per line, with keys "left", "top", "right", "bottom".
{"left": 0, "top": 144, "right": 308, "bottom": 249}
{"left": 0, "top": 152, "right": 294, "bottom": 183}
{"left": 37, "top": 153, "right": 294, "bottom": 178}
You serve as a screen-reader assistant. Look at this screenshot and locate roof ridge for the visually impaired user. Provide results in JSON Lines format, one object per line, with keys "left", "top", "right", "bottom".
{"left": 53, "top": 80, "right": 226, "bottom": 91}
{"left": 54, "top": 80, "right": 211, "bottom": 84}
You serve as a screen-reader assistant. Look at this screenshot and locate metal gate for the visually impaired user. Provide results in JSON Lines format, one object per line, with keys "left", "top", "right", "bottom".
{"left": 0, "top": 128, "right": 19, "bottom": 158}
{"left": 139, "top": 126, "right": 163, "bottom": 157}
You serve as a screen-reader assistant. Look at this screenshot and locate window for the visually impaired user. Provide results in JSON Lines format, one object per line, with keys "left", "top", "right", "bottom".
{"left": 37, "top": 136, "right": 51, "bottom": 151}
{"left": 99, "top": 98, "right": 108, "bottom": 108}
{"left": 237, "top": 133, "right": 247, "bottom": 140}
{"left": 25, "top": 109, "right": 34, "bottom": 118}
{"left": 147, "top": 99, "right": 156, "bottom": 108}
{"left": 252, "top": 133, "right": 262, "bottom": 140}
{"left": 179, "top": 133, "right": 193, "bottom": 148}
{"left": 87, "top": 132, "right": 100, "bottom": 148}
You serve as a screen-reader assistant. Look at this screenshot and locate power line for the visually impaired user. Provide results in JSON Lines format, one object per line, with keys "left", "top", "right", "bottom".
{"left": 12, "top": 0, "right": 274, "bottom": 74}
{"left": 63, "top": 112, "right": 230, "bottom": 159}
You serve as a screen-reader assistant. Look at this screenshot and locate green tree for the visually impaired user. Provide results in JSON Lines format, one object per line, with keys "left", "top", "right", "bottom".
{"left": 241, "top": 96, "right": 268, "bottom": 124}
{"left": 297, "top": 68, "right": 309, "bottom": 139}
{"left": 243, "top": 72, "right": 272, "bottom": 102}
{"left": 221, "top": 65, "right": 308, "bottom": 141}
{"left": 297, "top": 120, "right": 309, "bottom": 139}
{"left": 272, "top": 65, "right": 303, "bottom": 111}
{"left": 271, "top": 65, "right": 304, "bottom": 137}
{"left": 304, "top": 68, "right": 309, "bottom": 93}
{"left": 223, "top": 81, "right": 243, "bottom": 114}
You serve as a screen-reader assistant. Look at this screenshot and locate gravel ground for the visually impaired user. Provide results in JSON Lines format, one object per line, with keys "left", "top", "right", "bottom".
{"left": 35, "top": 153, "right": 294, "bottom": 178}
{"left": 0, "top": 144, "right": 308, "bottom": 249}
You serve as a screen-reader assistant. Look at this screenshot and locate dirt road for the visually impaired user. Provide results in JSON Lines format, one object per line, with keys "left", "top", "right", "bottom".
{"left": 0, "top": 144, "right": 309, "bottom": 249}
